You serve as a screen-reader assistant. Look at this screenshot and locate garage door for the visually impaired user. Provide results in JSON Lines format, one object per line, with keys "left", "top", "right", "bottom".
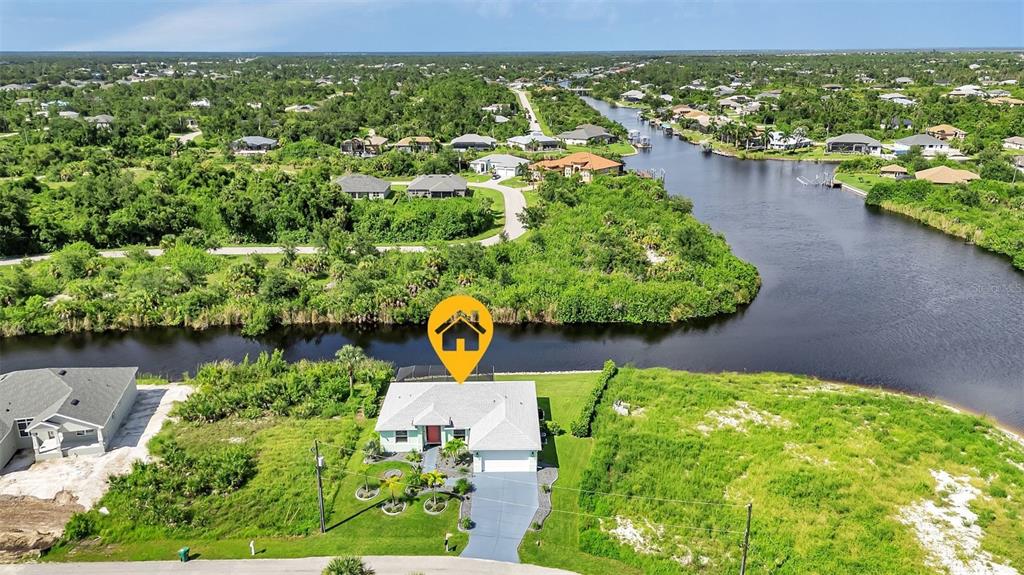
{"left": 478, "top": 450, "right": 535, "bottom": 473}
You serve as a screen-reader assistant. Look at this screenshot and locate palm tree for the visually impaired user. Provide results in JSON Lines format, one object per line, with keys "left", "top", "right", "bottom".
{"left": 322, "top": 556, "right": 375, "bottom": 575}
{"left": 421, "top": 470, "right": 447, "bottom": 507}
{"left": 381, "top": 475, "right": 403, "bottom": 506}
{"left": 441, "top": 438, "right": 467, "bottom": 465}
{"left": 335, "top": 345, "right": 367, "bottom": 397}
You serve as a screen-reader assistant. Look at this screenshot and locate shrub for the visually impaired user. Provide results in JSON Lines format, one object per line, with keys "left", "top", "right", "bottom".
{"left": 571, "top": 360, "right": 619, "bottom": 438}
{"left": 454, "top": 478, "right": 473, "bottom": 495}
{"left": 460, "top": 517, "right": 474, "bottom": 530}
{"left": 323, "top": 556, "right": 374, "bottom": 575}
{"left": 62, "top": 511, "right": 98, "bottom": 541}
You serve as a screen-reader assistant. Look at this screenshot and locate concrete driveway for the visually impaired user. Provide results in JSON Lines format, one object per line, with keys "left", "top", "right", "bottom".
{"left": 461, "top": 472, "right": 538, "bottom": 563}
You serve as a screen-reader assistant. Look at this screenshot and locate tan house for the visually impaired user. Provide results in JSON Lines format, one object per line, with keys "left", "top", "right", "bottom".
{"left": 530, "top": 152, "right": 623, "bottom": 183}
{"left": 925, "top": 124, "right": 967, "bottom": 141}
{"left": 988, "top": 96, "right": 1024, "bottom": 107}
{"left": 341, "top": 135, "right": 388, "bottom": 157}
{"left": 393, "top": 136, "right": 434, "bottom": 153}
{"left": 914, "top": 165, "right": 980, "bottom": 185}
{"left": 879, "top": 164, "right": 910, "bottom": 179}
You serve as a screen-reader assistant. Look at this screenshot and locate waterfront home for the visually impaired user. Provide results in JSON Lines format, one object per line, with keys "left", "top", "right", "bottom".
{"left": 530, "top": 151, "right": 623, "bottom": 183}
{"left": 85, "top": 114, "right": 114, "bottom": 128}
{"left": 393, "top": 136, "right": 434, "bottom": 153}
{"left": 375, "top": 380, "right": 541, "bottom": 473}
{"left": 407, "top": 174, "right": 469, "bottom": 198}
{"left": 469, "top": 154, "right": 530, "bottom": 178}
{"left": 925, "top": 124, "right": 966, "bottom": 141}
{"left": 507, "top": 132, "right": 560, "bottom": 151}
{"left": 555, "top": 123, "right": 616, "bottom": 146}
{"left": 767, "top": 131, "right": 812, "bottom": 151}
{"left": 620, "top": 89, "right": 645, "bottom": 102}
{"left": 231, "top": 136, "right": 278, "bottom": 155}
{"left": 1002, "top": 136, "right": 1024, "bottom": 150}
{"left": 341, "top": 135, "right": 388, "bottom": 157}
{"left": 879, "top": 164, "right": 910, "bottom": 179}
{"left": 0, "top": 368, "right": 138, "bottom": 469}
{"left": 332, "top": 174, "right": 392, "bottom": 200}
{"left": 284, "top": 103, "right": 318, "bottom": 113}
{"left": 825, "top": 133, "right": 883, "bottom": 155}
{"left": 914, "top": 166, "right": 980, "bottom": 185}
{"left": 755, "top": 89, "right": 782, "bottom": 100}
{"left": 670, "top": 104, "right": 696, "bottom": 118}
{"left": 891, "top": 134, "right": 949, "bottom": 155}
{"left": 450, "top": 133, "right": 497, "bottom": 151}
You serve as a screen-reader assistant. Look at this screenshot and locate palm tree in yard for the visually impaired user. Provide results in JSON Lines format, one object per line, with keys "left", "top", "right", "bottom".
{"left": 323, "top": 556, "right": 374, "bottom": 575}
{"left": 335, "top": 345, "right": 367, "bottom": 397}
{"left": 441, "top": 438, "right": 467, "bottom": 465}
{"left": 381, "top": 475, "right": 403, "bottom": 506}
{"left": 421, "top": 470, "right": 447, "bottom": 507}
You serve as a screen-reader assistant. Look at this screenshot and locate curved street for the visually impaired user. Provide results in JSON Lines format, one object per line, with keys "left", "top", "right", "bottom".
{"left": 0, "top": 178, "right": 530, "bottom": 266}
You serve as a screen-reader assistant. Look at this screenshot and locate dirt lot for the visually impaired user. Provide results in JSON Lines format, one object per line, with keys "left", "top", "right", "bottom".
{"left": 0, "top": 385, "right": 192, "bottom": 561}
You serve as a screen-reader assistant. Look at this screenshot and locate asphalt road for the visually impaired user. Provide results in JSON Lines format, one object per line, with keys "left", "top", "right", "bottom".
{"left": 0, "top": 556, "right": 577, "bottom": 575}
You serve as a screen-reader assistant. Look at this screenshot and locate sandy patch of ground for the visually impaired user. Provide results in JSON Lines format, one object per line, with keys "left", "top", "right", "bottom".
{"left": 600, "top": 515, "right": 664, "bottom": 555}
{"left": 898, "top": 470, "right": 1018, "bottom": 575}
{"left": 696, "top": 401, "right": 792, "bottom": 434}
{"left": 0, "top": 385, "right": 192, "bottom": 561}
{"left": 611, "top": 400, "right": 645, "bottom": 417}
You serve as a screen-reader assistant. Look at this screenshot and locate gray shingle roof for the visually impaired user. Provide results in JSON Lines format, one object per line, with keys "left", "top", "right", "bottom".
{"left": 333, "top": 174, "right": 391, "bottom": 194}
{"left": 895, "top": 134, "right": 947, "bottom": 147}
{"left": 470, "top": 154, "right": 530, "bottom": 170}
{"left": 826, "top": 133, "right": 882, "bottom": 146}
{"left": 375, "top": 380, "right": 541, "bottom": 451}
{"left": 408, "top": 174, "right": 468, "bottom": 193}
{"left": 0, "top": 368, "right": 137, "bottom": 428}
{"left": 234, "top": 136, "right": 278, "bottom": 147}
{"left": 556, "top": 123, "right": 612, "bottom": 141}
{"left": 450, "top": 134, "right": 497, "bottom": 147}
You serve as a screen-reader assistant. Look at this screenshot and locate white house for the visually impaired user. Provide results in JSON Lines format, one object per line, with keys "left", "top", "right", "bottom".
{"left": 469, "top": 153, "right": 530, "bottom": 178}
{"left": 1003, "top": 136, "right": 1024, "bottom": 151}
{"left": 620, "top": 89, "right": 645, "bottom": 102}
{"left": 189, "top": 98, "right": 211, "bottom": 108}
{"left": 768, "top": 131, "right": 812, "bottom": 151}
{"left": 375, "top": 380, "right": 541, "bottom": 473}
{"left": 891, "top": 134, "right": 950, "bottom": 155}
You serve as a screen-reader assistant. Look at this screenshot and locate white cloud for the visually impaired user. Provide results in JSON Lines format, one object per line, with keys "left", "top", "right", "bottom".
{"left": 63, "top": 0, "right": 348, "bottom": 51}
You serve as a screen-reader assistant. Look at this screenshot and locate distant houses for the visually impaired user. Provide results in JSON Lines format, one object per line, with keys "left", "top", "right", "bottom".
{"left": 620, "top": 89, "right": 645, "bottom": 102}
{"left": 825, "top": 133, "right": 882, "bottom": 155}
{"left": 341, "top": 135, "right": 388, "bottom": 157}
{"left": 407, "top": 174, "right": 470, "bottom": 198}
{"left": 333, "top": 174, "right": 392, "bottom": 200}
{"left": 507, "top": 133, "right": 560, "bottom": 151}
{"left": 393, "top": 136, "right": 434, "bottom": 153}
{"left": 284, "top": 104, "right": 318, "bottom": 113}
{"left": 530, "top": 152, "right": 623, "bottom": 183}
{"left": 925, "top": 124, "right": 966, "bottom": 141}
{"left": 555, "top": 124, "right": 616, "bottom": 146}
{"left": 231, "top": 136, "right": 278, "bottom": 155}
{"left": 914, "top": 166, "right": 980, "bottom": 185}
{"left": 85, "top": 114, "right": 114, "bottom": 128}
{"left": 1002, "top": 136, "right": 1024, "bottom": 151}
{"left": 879, "top": 164, "right": 910, "bottom": 179}
{"left": 189, "top": 98, "right": 211, "bottom": 108}
{"left": 469, "top": 154, "right": 529, "bottom": 179}
{"left": 767, "top": 131, "right": 812, "bottom": 151}
{"left": 450, "top": 134, "right": 497, "bottom": 151}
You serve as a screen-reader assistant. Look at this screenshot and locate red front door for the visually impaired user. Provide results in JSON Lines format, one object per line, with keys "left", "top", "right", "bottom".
{"left": 426, "top": 426, "right": 441, "bottom": 445}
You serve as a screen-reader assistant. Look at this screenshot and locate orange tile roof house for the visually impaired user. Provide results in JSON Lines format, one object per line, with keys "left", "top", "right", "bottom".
{"left": 530, "top": 152, "right": 623, "bottom": 183}
{"left": 914, "top": 165, "right": 980, "bottom": 185}
{"left": 925, "top": 124, "right": 967, "bottom": 141}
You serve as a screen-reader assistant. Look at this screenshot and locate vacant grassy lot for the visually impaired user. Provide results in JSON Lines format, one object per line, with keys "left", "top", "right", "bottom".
{"left": 572, "top": 368, "right": 1024, "bottom": 575}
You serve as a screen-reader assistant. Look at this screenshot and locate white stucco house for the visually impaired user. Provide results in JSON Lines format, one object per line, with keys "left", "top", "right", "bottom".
{"left": 469, "top": 153, "right": 529, "bottom": 178}
{"left": 375, "top": 380, "right": 541, "bottom": 473}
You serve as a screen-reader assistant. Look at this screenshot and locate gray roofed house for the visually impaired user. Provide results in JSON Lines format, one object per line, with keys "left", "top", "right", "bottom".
{"left": 0, "top": 368, "right": 138, "bottom": 468}
{"left": 507, "top": 133, "right": 560, "bottom": 151}
{"left": 893, "top": 134, "right": 950, "bottom": 152}
{"left": 450, "top": 133, "right": 497, "bottom": 150}
{"left": 407, "top": 174, "right": 469, "bottom": 198}
{"left": 85, "top": 114, "right": 114, "bottom": 128}
{"left": 825, "top": 133, "right": 883, "bottom": 155}
{"left": 375, "top": 380, "right": 541, "bottom": 473}
{"left": 332, "top": 174, "right": 392, "bottom": 200}
{"left": 231, "top": 135, "right": 279, "bottom": 155}
{"left": 555, "top": 123, "right": 616, "bottom": 145}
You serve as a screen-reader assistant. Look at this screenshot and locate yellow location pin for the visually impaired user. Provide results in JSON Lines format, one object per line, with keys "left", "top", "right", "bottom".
{"left": 428, "top": 295, "right": 494, "bottom": 384}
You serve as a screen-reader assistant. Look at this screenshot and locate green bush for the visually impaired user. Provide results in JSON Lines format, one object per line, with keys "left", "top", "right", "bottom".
{"left": 62, "top": 511, "right": 98, "bottom": 541}
{"left": 571, "top": 360, "right": 618, "bottom": 438}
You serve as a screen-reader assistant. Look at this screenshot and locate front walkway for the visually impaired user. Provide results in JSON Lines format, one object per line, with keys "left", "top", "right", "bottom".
{"left": 461, "top": 472, "right": 539, "bottom": 563}
{"left": 0, "top": 556, "right": 578, "bottom": 575}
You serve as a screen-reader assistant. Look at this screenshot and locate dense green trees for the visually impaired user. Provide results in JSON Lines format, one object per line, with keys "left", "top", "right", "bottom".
{"left": 529, "top": 87, "right": 626, "bottom": 137}
{"left": 0, "top": 174, "right": 759, "bottom": 336}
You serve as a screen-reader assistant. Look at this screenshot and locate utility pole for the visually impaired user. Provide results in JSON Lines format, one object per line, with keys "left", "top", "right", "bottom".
{"left": 740, "top": 502, "right": 752, "bottom": 575}
{"left": 312, "top": 440, "right": 326, "bottom": 533}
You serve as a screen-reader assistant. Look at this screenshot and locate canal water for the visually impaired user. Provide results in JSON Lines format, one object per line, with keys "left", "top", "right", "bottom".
{"left": 2, "top": 99, "right": 1022, "bottom": 428}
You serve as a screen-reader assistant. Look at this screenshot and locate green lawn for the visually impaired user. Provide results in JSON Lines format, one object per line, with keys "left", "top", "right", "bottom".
{"left": 834, "top": 172, "right": 889, "bottom": 193}
{"left": 502, "top": 176, "right": 531, "bottom": 188}
{"left": 567, "top": 141, "right": 637, "bottom": 157}
{"left": 47, "top": 417, "right": 467, "bottom": 562}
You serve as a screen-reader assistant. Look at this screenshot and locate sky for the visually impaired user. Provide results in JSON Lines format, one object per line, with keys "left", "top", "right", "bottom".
{"left": 0, "top": 0, "right": 1021, "bottom": 53}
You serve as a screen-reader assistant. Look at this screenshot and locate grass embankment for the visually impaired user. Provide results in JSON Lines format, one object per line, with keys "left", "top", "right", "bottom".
{"left": 561, "top": 367, "right": 1024, "bottom": 575}
{"left": 47, "top": 355, "right": 467, "bottom": 562}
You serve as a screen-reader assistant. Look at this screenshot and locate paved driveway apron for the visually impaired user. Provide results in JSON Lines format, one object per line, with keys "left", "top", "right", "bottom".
{"left": 461, "top": 472, "right": 538, "bottom": 563}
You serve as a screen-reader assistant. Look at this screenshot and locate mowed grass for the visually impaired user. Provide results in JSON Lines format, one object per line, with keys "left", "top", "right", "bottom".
{"left": 572, "top": 368, "right": 1024, "bottom": 575}
{"left": 500, "top": 373, "right": 641, "bottom": 575}
{"left": 48, "top": 416, "right": 466, "bottom": 562}
{"left": 834, "top": 171, "right": 890, "bottom": 193}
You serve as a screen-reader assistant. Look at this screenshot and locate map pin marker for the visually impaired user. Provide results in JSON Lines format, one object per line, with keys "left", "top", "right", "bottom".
{"left": 428, "top": 295, "right": 494, "bottom": 384}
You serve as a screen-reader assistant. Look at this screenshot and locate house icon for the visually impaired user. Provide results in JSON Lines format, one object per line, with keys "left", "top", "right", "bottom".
{"left": 434, "top": 310, "right": 487, "bottom": 352}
